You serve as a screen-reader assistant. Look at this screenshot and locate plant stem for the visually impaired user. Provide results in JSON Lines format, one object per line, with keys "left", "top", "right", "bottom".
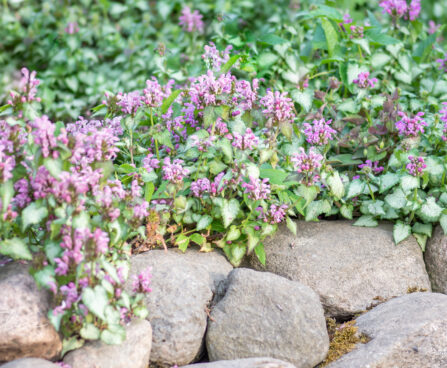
{"left": 150, "top": 108, "right": 160, "bottom": 160}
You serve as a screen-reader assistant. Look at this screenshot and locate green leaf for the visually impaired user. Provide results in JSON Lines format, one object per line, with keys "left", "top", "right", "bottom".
{"left": 327, "top": 171, "right": 344, "bottom": 199}
{"left": 0, "top": 180, "right": 14, "bottom": 212}
{"left": 176, "top": 234, "right": 190, "bottom": 252}
{"left": 61, "top": 337, "right": 84, "bottom": 356}
{"left": 82, "top": 286, "right": 109, "bottom": 320}
{"left": 346, "top": 180, "right": 365, "bottom": 199}
{"left": 412, "top": 222, "right": 432, "bottom": 237}
{"left": 286, "top": 216, "right": 297, "bottom": 236}
{"left": 393, "top": 222, "right": 411, "bottom": 244}
{"left": 413, "top": 233, "right": 427, "bottom": 251}
{"left": 145, "top": 182, "right": 155, "bottom": 202}
{"left": 260, "top": 168, "right": 288, "bottom": 185}
{"left": 297, "top": 184, "right": 319, "bottom": 207}
{"left": 230, "top": 244, "right": 246, "bottom": 266}
{"left": 44, "top": 158, "right": 62, "bottom": 178}
{"left": 368, "top": 200, "right": 386, "bottom": 217}
{"left": 161, "top": 89, "right": 182, "bottom": 114}
{"left": 100, "top": 325, "right": 126, "bottom": 345}
{"left": 366, "top": 29, "right": 399, "bottom": 45}
{"left": 305, "top": 199, "right": 331, "bottom": 221}
{"left": 379, "top": 173, "right": 400, "bottom": 193}
{"left": 222, "top": 199, "right": 240, "bottom": 228}
{"left": 258, "top": 52, "right": 278, "bottom": 69}
{"left": 353, "top": 215, "right": 378, "bottom": 227}
{"left": 226, "top": 226, "right": 241, "bottom": 241}
{"left": 320, "top": 18, "right": 338, "bottom": 57}
{"left": 218, "top": 139, "right": 233, "bottom": 162}
{"left": 190, "top": 233, "right": 205, "bottom": 245}
{"left": 413, "top": 32, "right": 437, "bottom": 62}
{"left": 385, "top": 188, "right": 407, "bottom": 210}
{"left": 0, "top": 238, "right": 32, "bottom": 260}
{"left": 22, "top": 202, "right": 48, "bottom": 231}
{"left": 418, "top": 197, "right": 443, "bottom": 222}
{"left": 258, "top": 33, "right": 287, "bottom": 45}
{"left": 340, "top": 204, "right": 353, "bottom": 220}
{"left": 400, "top": 175, "right": 419, "bottom": 193}
{"left": 197, "top": 215, "right": 213, "bottom": 231}
{"left": 439, "top": 214, "right": 447, "bottom": 234}
{"left": 80, "top": 323, "right": 101, "bottom": 340}
{"left": 254, "top": 243, "right": 266, "bottom": 266}
{"left": 220, "top": 55, "right": 241, "bottom": 74}
{"left": 291, "top": 90, "right": 312, "bottom": 112}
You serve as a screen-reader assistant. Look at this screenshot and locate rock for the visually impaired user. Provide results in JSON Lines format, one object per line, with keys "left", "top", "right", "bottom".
{"left": 63, "top": 319, "right": 151, "bottom": 368}
{"left": 127, "top": 249, "right": 233, "bottom": 367}
{"left": 424, "top": 226, "right": 447, "bottom": 294}
{"left": 0, "top": 263, "right": 62, "bottom": 362}
{"left": 206, "top": 268, "right": 328, "bottom": 368}
{"left": 248, "top": 221, "right": 431, "bottom": 317}
{"left": 0, "top": 358, "right": 59, "bottom": 368}
{"left": 181, "top": 357, "right": 296, "bottom": 368}
{"left": 327, "top": 292, "right": 447, "bottom": 368}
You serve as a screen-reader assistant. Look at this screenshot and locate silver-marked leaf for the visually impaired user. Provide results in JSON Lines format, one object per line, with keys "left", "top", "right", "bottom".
{"left": 393, "top": 222, "right": 411, "bottom": 244}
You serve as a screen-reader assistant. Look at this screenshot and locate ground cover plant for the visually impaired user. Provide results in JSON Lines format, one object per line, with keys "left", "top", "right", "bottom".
{"left": 1, "top": 0, "right": 447, "bottom": 348}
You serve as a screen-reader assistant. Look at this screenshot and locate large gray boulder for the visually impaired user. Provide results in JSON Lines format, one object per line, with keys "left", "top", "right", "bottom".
{"left": 327, "top": 292, "right": 447, "bottom": 368}
{"left": 0, "top": 263, "right": 62, "bottom": 362}
{"left": 63, "top": 319, "right": 152, "bottom": 368}
{"left": 248, "top": 221, "right": 431, "bottom": 317}
{"left": 127, "top": 249, "right": 233, "bottom": 367}
{"left": 0, "top": 358, "right": 59, "bottom": 368}
{"left": 182, "top": 357, "right": 296, "bottom": 368}
{"left": 424, "top": 226, "right": 447, "bottom": 294}
{"left": 206, "top": 268, "right": 328, "bottom": 368}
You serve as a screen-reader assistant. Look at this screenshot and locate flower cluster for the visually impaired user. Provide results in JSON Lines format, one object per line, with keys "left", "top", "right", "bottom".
{"left": 132, "top": 267, "right": 152, "bottom": 294}
{"left": 395, "top": 111, "right": 426, "bottom": 137}
{"left": 260, "top": 90, "right": 295, "bottom": 124}
{"left": 379, "top": 0, "right": 421, "bottom": 20}
{"left": 202, "top": 42, "right": 233, "bottom": 71}
{"left": 358, "top": 160, "right": 384, "bottom": 175}
{"left": 303, "top": 118, "right": 336, "bottom": 146}
{"left": 353, "top": 72, "right": 378, "bottom": 89}
{"left": 436, "top": 55, "right": 447, "bottom": 73}
{"left": 291, "top": 148, "right": 323, "bottom": 186}
{"left": 406, "top": 155, "right": 426, "bottom": 176}
{"left": 440, "top": 103, "right": 447, "bottom": 141}
{"left": 258, "top": 204, "right": 288, "bottom": 224}
{"left": 231, "top": 128, "right": 259, "bottom": 150}
{"left": 178, "top": 6, "right": 204, "bottom": 33}
{"left": 162, "top": 157, "right": 190, "bottom": 183}
{"left": 242, "top": 177, "right": 271, "bottom": 201}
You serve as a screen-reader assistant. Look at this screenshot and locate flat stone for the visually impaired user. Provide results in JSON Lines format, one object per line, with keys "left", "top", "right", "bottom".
{"left": 206, "top": 268, "right": 328, "bottom": 368}
{"left": 0, "top": 358, "right": 59, "bottom": 368}
{"left": 181, "top": 357, "right": 296, "bottom": 368}
{"left": 327, "top": 292, "right": 447, "bottom": 368}
{"left": 248, "top": 221, "right": 431, "bottom": 317}
{"left": 0, "top": 263, "right": 62, "bottom": 362}
{"left": 424, "top": 225, "right": 447, "bottom": 293}
{"left": 127, "top": 249, "right": 233, "bottom": 367}
{"left": 63, "top": 319, "right": 151, "bottom": 368}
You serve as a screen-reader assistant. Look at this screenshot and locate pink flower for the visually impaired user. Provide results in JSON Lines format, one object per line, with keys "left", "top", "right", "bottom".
{"left": 116, "top": 91, "right": 141, "bottom": 115}
{"left": 291, "top": 147, "right": 323, "bottom": 186}
{"left": 142, "top": 77, "right": 164, "bottom": 108}
{"left": 358, "top": 160, "right": 384, "bottom": 175}
{"left": 65, "top": 22, "right": 79, "bottom": 34}
{"left": 232, "top": 128, "right": 259, "bottom": 150}
{"left": 379, "top": 0, "right": 408, "bottom": 18}
{"left": 178, "top": 6, "right": 204, "bottom": 33}
{"left": 395, "top": 111, "right": 426, "bottom": 137}
{"left": 242, "top": 177, "right": 271, "bottom": 201}
{"left": 202, "top": 42, "right": 233, "bottom": 71}
{"left": 353, "top": 72, "right": 378, "bottom": 89}
{"left": 142, "top": 153, "right": 160, "bottom": 173}
{"left": 406, "top": 155, "right": 426, "bottom": 176}
{"left": 162, "top": 157, "right": 189, "bottom": 183}
{"left": 132, "top": 267, "right": 152, "bottom": 293}
{"left": 260, "top": 90, "right": 295, "bottom": 124}
{"left": 303, "top": 118, "right": 336, "bottom": 146}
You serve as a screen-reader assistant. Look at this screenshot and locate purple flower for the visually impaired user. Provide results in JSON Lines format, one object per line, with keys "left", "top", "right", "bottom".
{"left": 349, "top": 25, "right": 364, "bottom": 39}
{"left": 408, "top": 0, "right": 421, "bottom": 21}
{"left": 406, "top": 155, "right": 426, "bottom": 176}
{"left": 395, "top": 111, "right": 426, "bottom": 137}
{"left": 440, "top": 102, "right": 447, "bottom": 141}
{"left": 142, "top": 77, "right": 164, "bottom": 108}
{"left": 291, "top": 147, "right": 323, "bottom": 186}
{"left": 191, "top": 178, "right": 211, "bottom": 198}
{"left": 303, "top": 118, "right": 336, "bottom": 146}
{"left": 93, "top": 228, "right": 109, "bottom": 254}
{"left": 358, "top": 160, "right": 384, "bottom": 175}
{"left": 436, "top": 55, "right": 447, "bottom": 72}
{"left": 429, "top": 20, "right": 440, "bottom": 35}
{"left": 260, "top": 90, "right": 295, "bottom": 124}
{"left": 116, "top": 91, "right": 141, "bottom": 115}
{"left": 242, "top": 177, "right": 271, "bottom": 201}
{"left": 258, "top": 204, "right": 288, "bottom": 224}
{"left": 189, "top": 71, "right": 234, "bottom": 108}
{"left": 343, "top": 13, "right": 353, "bottom": 24}
{"left": 142, "top": 153, "right": 160, "bottom": 173}
{"left": 0, "top": 148, "right": 15, "bottom": 183}
{"left": 178, "top": 6, "right": 204, "bottom": 33}
{"left": 202, "top": 42, "right": 233, "bottom": 71}
{"left": 65, "top": 22, "right": 79, "bottom": 34}
{"left": 353, "top": 72, "right": 378, "bottom": 89}
{"left": 231, "top": 128, "right": 259, "bottom": 150}
{"left": 132, "top": 267, "right": 152, "bottom": 293}
{"left": 379, "top": 0, "right": 408, "bottom": 18}
{"left": 191, "top": 134, "right": 216, "bottom": 152}
{"left": 13, "top": 179, "right": 31, "bottom": 208}
{"left": 162, "top": 157, "right": 189, "bottom": 183}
